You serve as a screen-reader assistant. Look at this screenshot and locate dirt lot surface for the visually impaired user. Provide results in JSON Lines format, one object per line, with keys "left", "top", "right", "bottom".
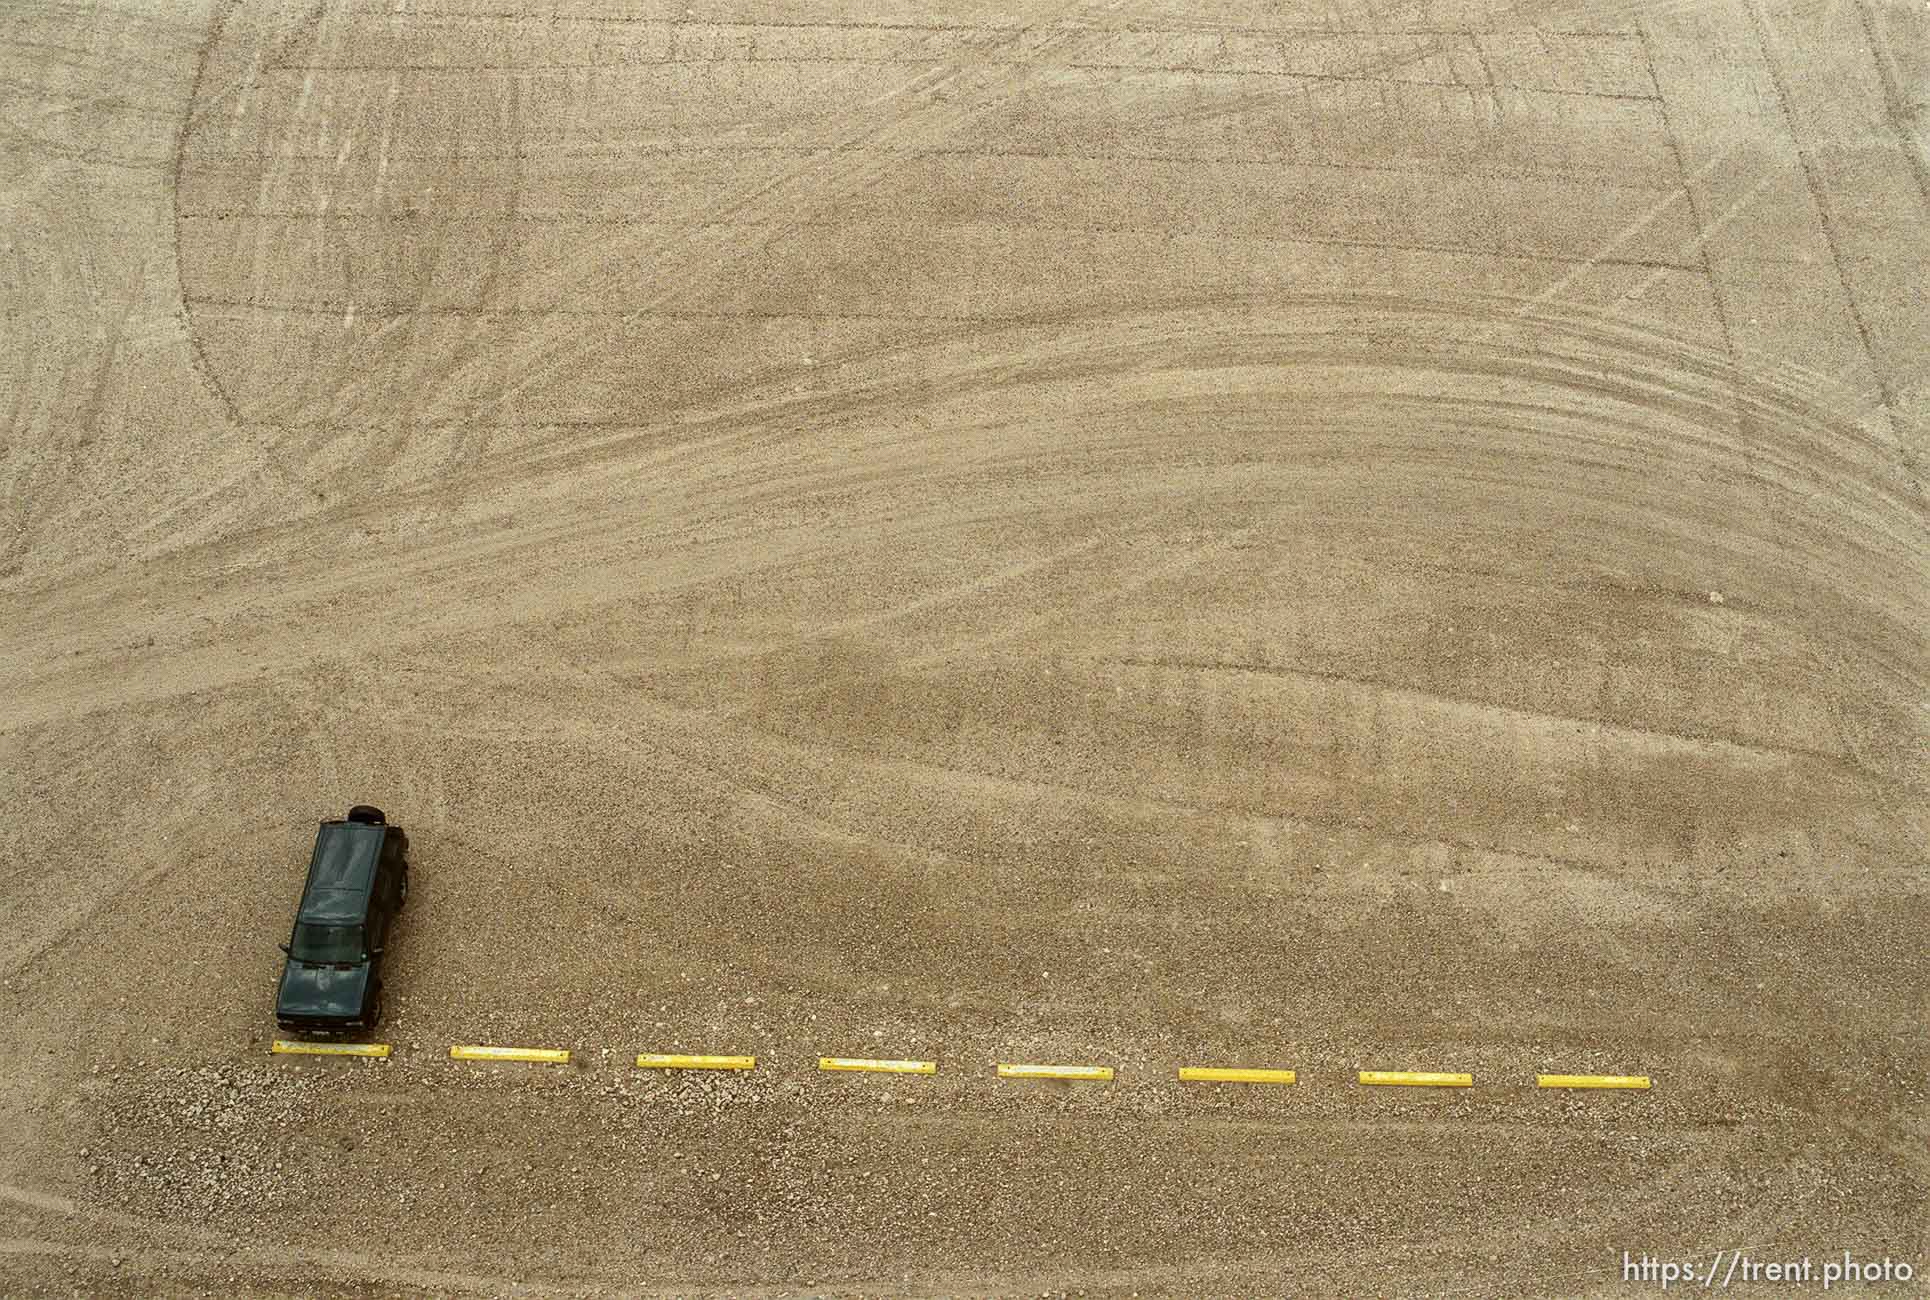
{"left": 2, "top": 0, "right": 1927, "bottom": 1295}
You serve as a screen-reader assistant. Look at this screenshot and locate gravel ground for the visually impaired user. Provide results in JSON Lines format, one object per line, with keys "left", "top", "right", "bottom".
{"left": 1, "top": 0, "right": 1926, "bottom": 1296}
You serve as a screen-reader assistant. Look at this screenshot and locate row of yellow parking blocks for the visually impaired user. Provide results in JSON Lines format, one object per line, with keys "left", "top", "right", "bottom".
{"left": 268, "top": 1043, "right": 1650, "bottom": 1089}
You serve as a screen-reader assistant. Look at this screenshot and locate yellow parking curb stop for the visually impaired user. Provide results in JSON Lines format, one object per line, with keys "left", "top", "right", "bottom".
{"left": 819, "top": 1057, "right": 937, "bottom": 1074}
{"left": 270, "top": 1039, "right": 390, "bottom": 1058}
{"left": 449, "top": 1045, "right": 570, "bottom": 1064}
{"left": 636, "top": 1053, "right": 756, "bottom": 1071}
{"left": 997, "top": 1063, "right": 1114, "bottom": 1082}
{"left": 1179, "top": 1066, "right": 1296, "bottom": 1085}
{"left": 1359, "top": 1070, "right": 1473, "bottom": 1087}
{"left": 1538, "top": 1074, "right": 1651, "bottom": 1090}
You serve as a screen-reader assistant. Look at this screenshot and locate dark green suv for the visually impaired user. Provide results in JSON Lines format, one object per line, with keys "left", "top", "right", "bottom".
{"left": 275, "top": 806, "right": 409, "bottom": 1036}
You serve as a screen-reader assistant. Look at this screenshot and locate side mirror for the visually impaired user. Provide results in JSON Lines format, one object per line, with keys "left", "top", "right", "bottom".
{"left": 277, "top": 943, "right": 290, "bottom": 956}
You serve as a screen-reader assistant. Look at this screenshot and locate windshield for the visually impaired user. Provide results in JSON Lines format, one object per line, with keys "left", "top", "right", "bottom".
{"left": 290, "top": 923, "right": 364, "bottom": 963}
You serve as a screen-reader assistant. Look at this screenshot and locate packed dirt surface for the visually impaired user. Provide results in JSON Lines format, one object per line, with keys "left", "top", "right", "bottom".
{"left": 3, "top": 0, "right": 1927, "bottom": 1295}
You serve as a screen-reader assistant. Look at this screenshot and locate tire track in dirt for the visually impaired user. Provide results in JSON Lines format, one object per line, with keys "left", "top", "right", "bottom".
{"left": 2, "top": 295, "right": 1922, "bottom": 738}
{"left": 1741, "top": 0, "right": 1907, "bottom": 461}
{"left": 176, "top": 4, "right": 1110, "bottom": 432}
{"left": 352, "top": 657, "right": 1917, "bottom": 924}
{"left": 174, "top": 6, "right": 1552, "bottom": 434}
{"left": 0, "top": 858, "right": 178, "bottom": 982}
{"left": 158, "top": 11, "right": 1707, "bottom": 566}
{"left": 169, "top": 0, "right": 249, "bottom": 431}
{"left": 0, "top": 1182, "right": 542, "bottom": 1296}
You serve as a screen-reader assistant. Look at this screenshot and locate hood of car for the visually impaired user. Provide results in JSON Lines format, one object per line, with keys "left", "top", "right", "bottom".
{"left": 275, "top": 959, "right": 372, "bottom": 1022}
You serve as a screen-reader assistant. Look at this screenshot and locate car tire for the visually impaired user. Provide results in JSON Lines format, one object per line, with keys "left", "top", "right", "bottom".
{"left": 346, "top": 805, "right": 386, "bottom": 825}
{"left": 397, "top": 870, "right": 409, "bottom": 908}
{"left": 365, "top": 984, "right": 383, "bottom": 1030}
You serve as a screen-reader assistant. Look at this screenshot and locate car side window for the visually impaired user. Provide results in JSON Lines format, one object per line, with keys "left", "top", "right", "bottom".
{"left": 370, "top": 829, "right": 397, "bottom": 933}
{"left": 370, "top": 867, "right": 391, "bottom": 946}
{"left": 382, "top": 833, "right": 402, "bottom": 907}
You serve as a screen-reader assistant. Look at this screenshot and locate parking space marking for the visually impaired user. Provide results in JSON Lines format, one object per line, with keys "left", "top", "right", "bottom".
{"left": 449, "top": 1045, "right": 571, "bottom": 1063}
{"left": 635, "top": 1053, "right": 756, "bottom": 1070}
{"left": 259, "top": 1038, "right": 1655, "bottom": 1093}
{"left": 1179, "top": 1066, "right": 1297, "bottom": 1085}
{"left": 997, "top": 1063, "right": 1114, "bottom": 1082}
{"left": 1359, "top": 1070, "right": 1474, "bottom": 1087}
{"left": 819, "top": 1057, "right": 937, "bottom": 1074}
{"left": 270, "top": 1039, "right": 390, "bottom": 1058}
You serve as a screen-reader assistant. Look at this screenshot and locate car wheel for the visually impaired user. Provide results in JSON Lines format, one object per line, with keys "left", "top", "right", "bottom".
{"left": 397, "top": 871, "right": 409, "bottom": 908}
{"left": 365, "top": 984, "right": 383, "bottom": 1030}
{"left": 346, "top": 805, "right": 386, "bottom": 825}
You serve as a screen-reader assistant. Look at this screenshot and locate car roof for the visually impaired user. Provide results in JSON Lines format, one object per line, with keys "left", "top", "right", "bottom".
{"left": 297, "top": 821, "right": 384, "bottom": 920}
{"left": 298, "top": 888, "right": 366, "bottom": 924}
